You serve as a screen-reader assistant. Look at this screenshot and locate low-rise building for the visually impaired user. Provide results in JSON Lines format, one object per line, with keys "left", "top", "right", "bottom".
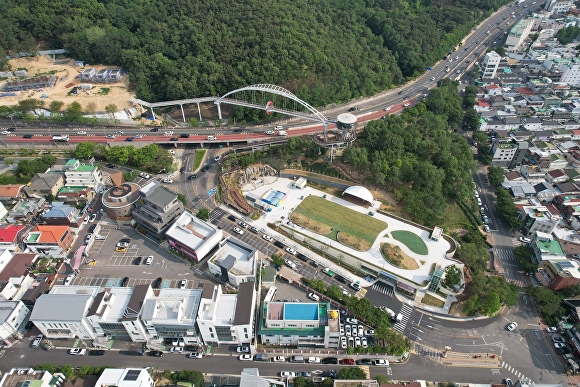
{"left": 0, "top": 253, "right": 37, "bottom": 302}
{"left": 207, "top": 238, "right": 258, "bottom": 287}
{"left": 539, "top": 259, "right": 580, "bottom": 290}
{"left": 132, "top": 181, "right": 184, "bottom": 239}
{"left": 24, "top": 225, "right": 74, "bottom": 258}
{"left": 0, "top": 185, "right": 25, "bottom": 204}
{"left": 530, "top": 231, "right": 566, "bottom": 264}
{"left": 491, "top": 139, "right": 519, "bottom": 167}
{"left": 0, "top": 300, "right": 30, "bottom": 345}
{"left": 94, "top": 368, "right": 154, "bottom": 387}
{"left": 0, "top": 225, "right": 27, "bottom": 251}
{"left": 56, "top": 186, "right": 92, "bottom": 204}
{"left": 519, "top": 205, "right": 561, "bottom": 236}
{"left": 24, "top": 173, "right": 64, "bottom": 198}
{"left": 165, "top": 211, "right": 222, "bottom": 262}
{"left": 7, "top": 197, "right": 46, "bottom": 224}
{"left": 41, "top": 202, "right": 84, "bottom": 227}
{"left": 0, "top": 368, "right": 66, "bottom": 387}
{"left": 62, "top": 159, "right": 104, "bottom": 192}
{"left": 258, "top": 302, "right": 340, "bottom": 348}
{"left": 197, "top": 282, "right": 256, "bottom": 346}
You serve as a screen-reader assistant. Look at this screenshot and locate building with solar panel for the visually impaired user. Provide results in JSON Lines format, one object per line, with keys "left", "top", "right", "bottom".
{"left": 258, "top": 302, "right": 340, "bottom": 347}
{"left": 95, "top": 368, "right": 154, "bottom": 387}
{"left": 539, "top": 259, "right": 580, "bottom": 290}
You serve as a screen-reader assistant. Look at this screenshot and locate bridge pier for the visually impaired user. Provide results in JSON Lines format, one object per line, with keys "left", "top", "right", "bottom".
{"left": 216, "top": 103, "right": 222, "bottom": 120}
{"left": 180, "top": 104, "right": 186, "bottom": 123}
{"left": 197, "top": 102, "right": 202, "bottom": 122}
{"left": 323, "top": 122, "right": 328, "bottom": 142}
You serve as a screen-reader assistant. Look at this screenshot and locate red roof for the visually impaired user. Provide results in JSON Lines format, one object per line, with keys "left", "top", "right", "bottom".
{"left": 572, "top": 129, "right": 580, "bottom": 135}
{"left": 487, "top": 84, "right": 501, "bottom": 89}
{"left": 33, "top": 225, "right": 70, "bottom": 243}
{"left": 477, "top": 98, "right": 490, "bottom": 107}
{"left": 515, "top": 87, "right": 535, "bottom": 96}
{"left": 548, "top": 169, "right": 567, "bottom": 178}
{"left": 0, "top": 224, "right": 25, "bottom": 243}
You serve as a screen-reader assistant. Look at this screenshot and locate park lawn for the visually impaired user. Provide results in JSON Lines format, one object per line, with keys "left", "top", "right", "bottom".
{"left": 391, "top": 230, "right": 428, "bottom": 255}
{"left": 193, "top": 149, "right": 206, "bottom": 171}
{"left": 291, "top": 196, "right": 387, "bottom": 249}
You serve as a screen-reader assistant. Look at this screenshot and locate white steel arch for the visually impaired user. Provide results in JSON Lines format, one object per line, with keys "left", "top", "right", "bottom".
{"left": 214, "top": 84, "right": 327, "bottom": 123}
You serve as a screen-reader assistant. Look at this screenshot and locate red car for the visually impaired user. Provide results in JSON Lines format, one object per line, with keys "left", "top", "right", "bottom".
{"left": 339, "top": 358, "right": 355, "bottom": 365}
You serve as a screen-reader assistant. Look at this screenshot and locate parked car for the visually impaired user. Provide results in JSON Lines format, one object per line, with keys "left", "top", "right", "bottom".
{"left": 115, "top": 246, "right": 127, "bottom": 253}
{"left": 70, "top": 348, "right": 86, "bottom": 356}
{"left": 506, "top": 322, "right": 517, "bottom": 331}
{"left": 153, "top": 277, "right": 163, "bottom": 289}
{"left": 233, "top": 227, "right": 244, "bottom": 235}
{"left": 32, "top": 334, "right": 43, "bottom": 348}
{"left": 179, "top": 279, "right": 187, "bottom": 289}
{"left": 552, "top": 336, "right": 565, "bottom": 343}
{"left": 554, "top": 342, "right": 567, "bottom": 348}
{"left": 280, "top": 372, "right": 295, "bottom": 378}
{"left": 121, "top": 277, "right": 129, "bottom": 287}
{"left": 239, "top": 354, "right": 253, "bottom": 361}
{"left": 188, "top": 352, "right": 203, "bottom": 359}
{"left": 89, "top": 214, "right": 97, "bottom": 222}
{"left": 170, "top": 347, "right": 184, "bottom": 353}
{"left": 149, "top": 351, "right": 163, "bottom": 357}
{"left": 42, "top": 343, "right": 52, "bottom": 351}
{"left": 89, "top": 350, "right": 105, "bottom": 356}
{"left": 162, "top": 178, "right": 173, "bottom": 183}
{"left": 339, "top": 358, "right": 355, "bottom": 365}
{"left": 272, "top": 356, "right": 286, "bottom": 362}
{"left": 237, "top": 346, "right": 250, "bottom": 353}
{"left": 263, "top": 234, "right": 273, "bottom": 242}
{"left": 356, "top": 359, "right": 373, "bottom": 365}
{"left": 547, "top": 327, "right": 558, "bottom": 333}
{"left": 285, "top": 247, "right": 297, "bottom": 255}
{"left": 373, "top": 359, "right": 389, "bottom": 366}
{"left": 307, "top": 293, "right": 320, "bottom": 302}
{"left": 139, "top": 172, "right": 150, "bottom": 179}
{"left": 321, "top": 357, "right": 338, "bottom": 364}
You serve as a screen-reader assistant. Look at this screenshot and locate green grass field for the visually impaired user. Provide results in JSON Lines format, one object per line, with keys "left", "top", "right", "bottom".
{"left": 291, "top": 196, "right": 388, "bottom": 247}
{"left": 391, "top": 230, "right": 428, "bottom": 255}
{"left": 193, "top": 150, "right": 206, "bottom": 171}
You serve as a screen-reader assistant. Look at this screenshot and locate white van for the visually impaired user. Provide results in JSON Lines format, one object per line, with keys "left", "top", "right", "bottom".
{"left": 278, "top": 130, "right": 287, "bottom": 136}
{"left": 274, "top": 126, "right": 283, "bottom": 130}
{"left": 207, "top": 135, "right": 217, "bottom": 141}
{"left": 145, "top": 256, "right": 153, "bottom": 265}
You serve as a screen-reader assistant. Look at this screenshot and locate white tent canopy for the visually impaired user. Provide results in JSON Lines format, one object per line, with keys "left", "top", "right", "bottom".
{"left": 343, "top": 186, "right": 373, "bottom": 204}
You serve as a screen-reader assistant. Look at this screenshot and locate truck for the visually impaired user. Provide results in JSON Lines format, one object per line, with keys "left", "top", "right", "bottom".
{"left": 384, "top": 307, "right": 396, "bottom": 320}
{"left": 396, "top": 313, "right": 403, "bottom": 323}
{"left": 323, "top": 268, "right": 335, "bottom": 277}
{"left": 52, "top": 134, "right": 69, "bottom": 142}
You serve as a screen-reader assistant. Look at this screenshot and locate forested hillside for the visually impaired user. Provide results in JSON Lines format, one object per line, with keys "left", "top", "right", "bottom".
{"left": 1, "top": 0, "right": 508, "bottom": 104}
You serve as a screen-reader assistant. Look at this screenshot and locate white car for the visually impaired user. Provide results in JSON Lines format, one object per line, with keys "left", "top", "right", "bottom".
{"left": 89, "top": 214, "right": 97, "bottom": 222}
{"left": 70, "top": 348, "right": 86, "bottom": 356}
{"left": 431, "top": 76, "right": 436, "bottom": 81}
{"left": 84, "top": 234, "right": 93, "bottom": 244}
{"left": 169, "top": 150, "right": 176, "bottom": 155}
{"left": 554, "top": 342, "right": 566, "bottom": 348}
{"left": 237, "top": 346, "right": 250, "bottom": 353}
{"left": 285, "top": 259, "right": 297, "bottom": 270}
{"left": 341, "top": 337, "right": 347, "bottom": 349}
{"left": 285, "top": 247, "right": 297, "bottom": 255}
{"left": 403, "top": 103, "right": 410, "bottom": 107}
{"left": 506, "top": 322, "right": 517, "bottom": 331}
{"left": 233, "top": 227, "right": 244, "bottom": 235}
{"left": 365, "top": 329, "right": 375, "bottom": 336}
{"left": 1, "top": 130, "right": 10, "bottom": 135}
{"left": 358, "top": 325, "right": 364, "bottom": 336}
{"left": 214, "top": 155, "right": 222, "bottom": 162}
{"left": 350, "top": 282, "right": 361, "bottom": 291}
{"left": 139, "top": 172, "right": 150, "bottom": 179}
{"left": 239, "top": 354, "right": 253, "bottom": 361}
{"left": 384, "top": 107, "right": 391, "bottom": 111}
{"left": 266, "top": 130, "right": 275, "bottom": 135}
{"left": 307, "top": 292, "right": 320, "bottom": 302}
{"left": 280, "top": 372, "right": 295, "bottom": 378}
{"left": 170, "top": 346, "right": 183, "bottom": 353}
{"left": 162, "top": 178, "right": 173, "bottom": 183}
{"left": 134, "top": 134, "right": 143, "bottom": 139}
{"left": 188, "top": 352, "right": 203, "bottom": 359}
{"left": 308, "top": 357, "right": 321, "bottom": 364}
{"left": 346, "top": 317, "right": 358, "bottom": 324}
{"left": 373, "top": 359, "right": 389, "bottom": 366}
{"left": 546, "top": 327, "right": 558, "bottom": 333}
{"left": 239, "top": 221, "right": 248, "bottom": 228}
{"left": 116, "top": 242, "right": 129, "bottom": 248}
{"left": 77, "top": 131, "right": 86, "bottom": 135}
{"left": 179, "top": 279, "right": 187, "bottom": 289}
{"left": 272, "top": 355, "right": 286, "bottom": 362}
{"left": 32, "top": 334, "right": 44, "bottom": 347}
{"left": 83, "top": 217, "right": 89, "bottom": 225}
{"left": 116, "top": 130, "right": 124, "bottom": 134}
{"left": 263, "top": 234, "right": 273, "bottom": 242}
{"left": 355, "top": 337, "right": 361, "bottom": 347}
{"left": 164, "top": 131, "right": 174, "bottom": 135}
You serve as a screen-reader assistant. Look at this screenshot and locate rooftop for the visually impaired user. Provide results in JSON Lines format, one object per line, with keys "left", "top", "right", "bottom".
{"left": 58, "top": 186, "right": 89, "bottom": 194}
{"left": 165, "top": 211, "right": 219, "bottom": 250}
{"left": 211, "top": 238, "right": 256, "bottom": 276}
{"left": 535, "top": 238, "right": 565, "bottom": 256}
{"left": 140, "top": 287, "right": 202, "bottom": 324}
{"left": 0, "top": 224, "right": 25, "bottom": 243}
{"left": 0, "top": 185, "right": 25, "bottom": 198}
{"left": 25, "top": 225, "right": 70, "bottom": 243}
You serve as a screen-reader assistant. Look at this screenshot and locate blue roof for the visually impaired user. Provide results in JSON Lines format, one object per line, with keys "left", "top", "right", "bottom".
{"left": 284, "top": 303, "right": 318, "bottom": 321}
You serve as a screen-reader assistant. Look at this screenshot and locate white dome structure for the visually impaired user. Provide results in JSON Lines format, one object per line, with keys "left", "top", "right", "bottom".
{"left": 343, "top": 186, "right": 374, "bottom": 204}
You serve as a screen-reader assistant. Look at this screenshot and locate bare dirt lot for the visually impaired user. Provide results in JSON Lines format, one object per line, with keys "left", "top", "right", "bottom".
{"left": 0, "top": 56, "right": 134, "bottom": 112}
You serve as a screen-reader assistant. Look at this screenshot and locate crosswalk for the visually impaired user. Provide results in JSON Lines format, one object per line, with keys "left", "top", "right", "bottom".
{"left": 392, "top": 304, "right": 413, "bottom": 333}
{"left": 413, "top": 342, "right": 442, "bottom": 362}
{"left": 501, "top": 361, "right": 532, "bottom": 384}
{"left": 371, "top": 282, "right": 394, "bottom": 296}
{"left": 507, "top": 278, "right": 526, "bottom": 287}
{"left": 496, "top": 247, "right": 516, "bottom": 262}
{"left": 209, "top": 208, "right": 225, "bottom": 223}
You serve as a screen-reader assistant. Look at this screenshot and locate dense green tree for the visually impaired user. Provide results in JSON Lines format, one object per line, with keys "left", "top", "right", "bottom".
{"left": 480, "top": 292, "right": 501, "bottom": 316}
{"left": 48, "top": 100, "right": 64, "bottom": 112}
{"left": 495, "top": 187, "right": 521, "bottom": 229}
{"left": 527, "top": 286, "right": 565, "bottom": 324}
{"left": 271, "top": 253, "right": 284, "bottom": 269}
{"left": 555, "top": 26, "right": 580, "bottom": 45}
{"left": 75, "top": 142, "right": 96, "bottom": 159}
{"left": 337, "top": 367, "right": 367, "bottom": 380}
{"left": 488, "top": 165, "right": 505, "bottom": 186}
{"left": 65, "top": 102, "right": 83, "bottom": 121}
{"left": 442, "top": 265, "right": 462, "bottom": 289}
{"left": 196, "top": 208, "right": 210, "bottom": 221}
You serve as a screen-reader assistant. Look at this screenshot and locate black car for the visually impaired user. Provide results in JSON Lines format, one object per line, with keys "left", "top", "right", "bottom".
{"left": 23, "top": 134, "right": 33, "bottom": 138}
{"left": 233, "top": 129, "right": 243, "bottom": 133}
{"left": 149, "top": 350, "right": 163, "bottom": 357}
{"left": 89, "top": 350, "right": 105, "bottom": 356}
{"left": 153, "top": 277, "right": 163, "bottom": 289}
{"left": 187, "top": 174, "right": 198, "bottom": 180}
{"left": 125, "top": 137, "right": 134, "bottom": 142}
{"left": 121, "top": 277, "right": 129, "bottom": 287}
{"left": 106, "top": 163, "right": 116, "bottom": 168}
{"left": 321, "top": 357, "right": 338, "bottom": 365}
{"left": 170, "top": 137, "right": 179, "bottom": 141}
{"left": 335, "top": 275, "right": 347, "bottom": 284}
{"left": 180, "top": 134, "right": 190, "bottom": 138}
{"left": 356, "top": 359, "right": 373, "bottom": 365}
{"left": 296, "top": 253, "right": 308, "bottom": 262}
{"left": 180, "top": 167, "right": 186, "bottom": 173}
{"left": 310, "top": 260, "right": 319, "bottom": 267}
{"left": 201, "top": 165, "right": 208, "bottom": 172}
{"left": 134, "top": 257, "right": 142, "bottom": 265}
{"left": 228, "top": 215, "right": 237, "bottom": 222}
{"left": 397, "top": 91, "right": 404, "bottom": 95}
{"left": 348, "top": 107, "right": 357, "bottom": 112}
{"left": 403, "top": 95, "right": 409, "bottom": 99}
{"left": 274, "top": 241, "right": 285, "bottom": 249}
{"left": 150, "top": 128, "right": 159, "bottom": 132}
{"left": 88, "top": 224, "right": 96, "bottom": 233}
{"left": 321, "top": 370, "right": 337, "bottom": 378}
{"left": 120, "top": 238, "right": 131, "bottom": 243}
{"left": 556, "top": 347, "right": 571, "bottom": 355}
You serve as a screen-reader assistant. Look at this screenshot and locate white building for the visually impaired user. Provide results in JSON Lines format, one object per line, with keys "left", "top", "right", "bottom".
{"left": 559, "top": 64, "right": 580, "bottom": 88}
{"left": 505, "top": 19, "right": 534, "bottom": 53}
{"left": 519, "top": 205, "right": 561, "bottom": 236}
{"left": 0, "top": 301, "right": 30, "bottom": 345}
{"left": 0, "top": 368, "right": 66, "bottom": 387}
{"left": 530, "top": 232, "right": 566, "bottom": 264}
{"left": 258, "top": 302, "right": 341, "bottom": 348}
{"left": 207, "top": 238, "right": 258, "bottom": 287}
{"left": 197, "top": 282, "right": 256, "bottom": 346}
{"left": 62, "top": 159, "right": 104, "bottom": 192}
{"left": 30, "top": 286, "right": 101, "bottom": 340}
{"left": 544, "top": 0, "right": 574, "bottom": 13}
{"left": 481, "top": 51, "right": 502, "bottom": 78}
{"left": 165, "top": 211, "right": 223, "bottom": 262}
{"left": 95, "top": 369, "right": 154, "bottom": 387}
